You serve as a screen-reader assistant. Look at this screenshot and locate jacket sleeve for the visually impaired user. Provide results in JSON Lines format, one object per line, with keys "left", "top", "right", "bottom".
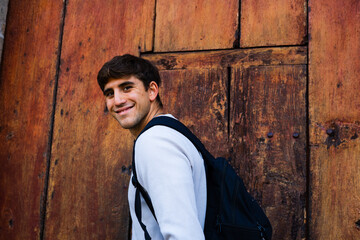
{"left": 135, "top": 126, "right": 205, "bottom": 240}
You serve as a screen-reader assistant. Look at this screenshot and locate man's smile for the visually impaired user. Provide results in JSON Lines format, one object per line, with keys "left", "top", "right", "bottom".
{"left": 114, "top": 105, "right": 134, "bottom": 116}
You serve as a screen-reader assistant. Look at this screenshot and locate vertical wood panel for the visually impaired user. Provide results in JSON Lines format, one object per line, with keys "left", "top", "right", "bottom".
{"left": 241, "top": 0, "right": 307, "bottom": 47}
{"left": 0, "top": 0, "right": 63, "bottom": 239}
{"left": 44, "top": 1, "right": 155, "bottom": 239}
{"left": 144, "top": 52, "right": 230, "bottom": 157}
{"left": 155, "top": 0, "right": 239, "bottom": 52}
{"left": 231, "top": 65, "right": 307, "bottom": 239}
{"left": 309, "top": 0, "right": 360, "bottom": 239}
{"left": 156, "top": 67, "right": 229, "bottom": 158}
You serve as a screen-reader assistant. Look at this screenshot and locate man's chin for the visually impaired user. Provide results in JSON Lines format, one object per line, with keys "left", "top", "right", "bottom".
{"left": 118, "top": 121, "right": 133, "bottom": 129}
{"left": 117, "top": 118, "right": 147, "bottom": 136}
{"left": 116, "top": 119, "right": 137, "bottom": 130}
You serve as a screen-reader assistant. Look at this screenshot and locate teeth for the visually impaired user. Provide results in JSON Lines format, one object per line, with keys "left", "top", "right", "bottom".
{"left": 116, "top": 106, "right": 131, "bottom": 114}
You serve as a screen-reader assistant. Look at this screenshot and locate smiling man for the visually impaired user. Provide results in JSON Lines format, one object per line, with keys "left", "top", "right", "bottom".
{"left": 97, "top": 54, "right": 206, "bottom": 240}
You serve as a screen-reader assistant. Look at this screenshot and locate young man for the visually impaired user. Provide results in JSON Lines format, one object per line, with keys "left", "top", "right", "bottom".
{"left": 97, "top": 54, "right": 207, "bottom": 240}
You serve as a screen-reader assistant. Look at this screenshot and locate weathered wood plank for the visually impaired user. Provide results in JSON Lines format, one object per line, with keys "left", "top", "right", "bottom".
{"left": 0, "top": 0, "right": 63, "bottom": 239}
{"left": 241, "top": 0, "right": 307, "bottom": 47}
{"left": 309, "top": 0, "right": 360, "bottom": 239}
{"left": 154, "top": 0, "right": 239, "bottom": 52}
{"left": 44, "top": 1, "right": 155, "bottom": 239}
{"left": 145, "top": 47, "right": 307, "bottom": 239}
{"left": 231, "top": 65, "right": 307, "bottom": 240}
{"left": 144, "top": 46, "right": 307, "bottom": 70}
{"left": 155, "top": 68, "right": 229, "bottom": 158}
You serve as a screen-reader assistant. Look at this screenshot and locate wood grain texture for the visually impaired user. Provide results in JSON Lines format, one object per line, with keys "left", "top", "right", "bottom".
{"left": 154, "top": 0, "right": 239, "bottom": 52}
{"left": 241, "top": 0, "right": 307, "bottom": 47}
{"left": 145, "top": 47, "right": 307, "bottom": 239}
{"left": 144, "top": 51, "right": 232, "bottom": 158}
{"left": 0, "top": 0, "right": 63, "bottom": 239}
{"left": 231, "top": 65, "right": 307, "bottom": 239}
{"left": 44, "top": 1, "right": 155, "bottom": 239}
{"left": 155, "top": 67, "right": 229, "bottom": 158}
{"left": 309, "top": 0, "right": 360, "bottom": 239}
{"left": 144, "top": 46, "right": 307, "bottom": 70}
{"left": 144, "top": 46, "right": 306, "bottom": 156}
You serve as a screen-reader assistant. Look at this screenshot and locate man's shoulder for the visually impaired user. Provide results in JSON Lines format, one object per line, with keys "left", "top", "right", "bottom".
{"left": 136, "top": 117, "right": 194, "bottom": 149}
{"left": 137, "top": 124, "right": 186, "bottom": 145}
{"left": 137, "top": 114, "right": 183, "bottom": 141}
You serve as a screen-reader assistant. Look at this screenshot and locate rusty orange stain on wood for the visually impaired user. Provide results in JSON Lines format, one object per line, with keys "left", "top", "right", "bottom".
{"left": 154, "top": 0, "right": 239, "bottom": 51}
{"left": 241, "top": 0, "right": 307, "bottom": 47}
{"left": 309, "top": 0, "right": 360, "bottom": 239}
{"left": 231, "top": 65, "right": 307, "bottom": 239}
{"left": 156, "top": 68, "right": 229, "bottom": 158}
{"left": 309, "top": 122, "right": 360, "bottom": 239}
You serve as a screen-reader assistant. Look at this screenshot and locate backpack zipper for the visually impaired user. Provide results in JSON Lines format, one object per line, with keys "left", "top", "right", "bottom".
{"left": 216, "top": 218, "right": 267, "bottom": 240}
{"left": 216, "top": 159, "right": 228, "bottom": 234}
{"left": 257, "top": 222, "right": 266, "bottom": 240}
{"left": 216, "top": 215, "right": 222, "bottom": 233}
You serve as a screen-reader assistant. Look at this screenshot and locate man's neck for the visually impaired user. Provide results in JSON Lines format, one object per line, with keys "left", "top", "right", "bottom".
{"left": 130, "top": 105, "right": 164, "bottom": 138}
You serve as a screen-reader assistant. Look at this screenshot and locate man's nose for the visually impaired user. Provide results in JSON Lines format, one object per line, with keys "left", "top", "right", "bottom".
{"left": 114, "top": 91, "right": 126, "bottom": 105}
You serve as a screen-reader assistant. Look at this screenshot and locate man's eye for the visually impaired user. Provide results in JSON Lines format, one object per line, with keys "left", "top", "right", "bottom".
{"left": 104, "top": 91, "right": 113, "bottom": 97}
{"left": 124, "top": 86, "right": 132, "bottom": 91}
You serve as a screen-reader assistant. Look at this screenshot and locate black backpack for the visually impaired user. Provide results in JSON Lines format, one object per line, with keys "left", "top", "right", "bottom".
{"left": 131, "top": 116, "right": 272, "bottom": 240}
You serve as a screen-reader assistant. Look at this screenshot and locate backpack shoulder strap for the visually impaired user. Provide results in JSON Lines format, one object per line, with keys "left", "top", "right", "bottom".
{"left": 138, "top": 116, "right": 213, "bottom": 161}
{"left": 132, "top": 140, "right": 156, "bottom": 240}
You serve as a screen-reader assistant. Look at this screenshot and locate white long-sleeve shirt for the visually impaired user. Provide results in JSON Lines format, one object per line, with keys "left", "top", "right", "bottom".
{"left": 128, "top": 115, "right": 207, "bottom": 240}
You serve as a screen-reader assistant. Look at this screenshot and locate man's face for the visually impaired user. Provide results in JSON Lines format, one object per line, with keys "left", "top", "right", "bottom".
{"left": 104, "top": 76, "right": 152, "bottom": 134}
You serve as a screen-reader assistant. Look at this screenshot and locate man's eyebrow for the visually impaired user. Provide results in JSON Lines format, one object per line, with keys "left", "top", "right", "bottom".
{"left": 118, "top": 81, "right": 134, "bottom": 87}
{"left": 104, "top": 81, "right": 135, "bottom": 93}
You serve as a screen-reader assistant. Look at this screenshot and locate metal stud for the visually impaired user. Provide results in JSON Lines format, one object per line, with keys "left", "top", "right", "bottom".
{"left": 326, "top": 129, "right": 335, "bottom": 136}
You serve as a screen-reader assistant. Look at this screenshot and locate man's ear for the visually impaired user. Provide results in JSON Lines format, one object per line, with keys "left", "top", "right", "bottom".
{"left": 148, "top": 81, "right": 159, "bottom": 102}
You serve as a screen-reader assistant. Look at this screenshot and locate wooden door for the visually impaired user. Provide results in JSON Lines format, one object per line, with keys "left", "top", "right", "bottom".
{"left": 1, "top": 0, "right": 359, "bottom": 239}
{"left": 144, "top": 47, "right": 307, "bottom": 239}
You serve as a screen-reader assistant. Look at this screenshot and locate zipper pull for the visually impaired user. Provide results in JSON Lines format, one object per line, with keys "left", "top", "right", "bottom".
{"left": 257, "top": 222, "right": 266, "bottom": 240}
{"left": 216, "top": 215, "right": 222, "bottom": 233}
